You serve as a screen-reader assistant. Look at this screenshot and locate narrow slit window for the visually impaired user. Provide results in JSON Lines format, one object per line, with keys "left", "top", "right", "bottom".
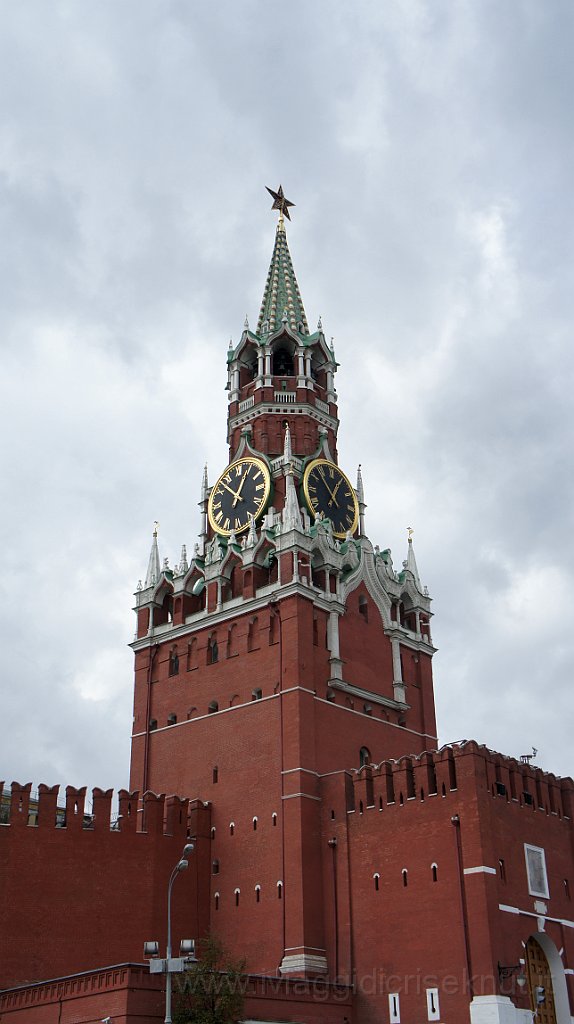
{"left": 389, "top": 992, "right": 400, "bottom": 1023}
{"left": 426, "top": 987, "right": 440, "bottom": 1021}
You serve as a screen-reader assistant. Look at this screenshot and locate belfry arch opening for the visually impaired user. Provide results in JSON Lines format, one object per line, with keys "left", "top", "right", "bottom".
{"left": 272, "top": 345, "right": 294, "bottom": 377}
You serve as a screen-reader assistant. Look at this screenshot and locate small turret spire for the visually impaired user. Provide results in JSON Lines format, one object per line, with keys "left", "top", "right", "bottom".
{"left": 283, "top": 463, "right": 303, "bottom": 531}
{"left": 179, "top": 544, "right": 189, "bottom": 574}
{"left": 405, "top": 527, "right": 422, "bottom": 589}
{"left": 356, "top": 464, "right": 365, "bottom": 503}
{"left": 145, "top": 522, "right": 161, "bottom": 588}
{"left": 357, "top": 464, "right": 366, "bottom": 536}
{"left": 283, "top": 424, "right": 292, "bottom": 466}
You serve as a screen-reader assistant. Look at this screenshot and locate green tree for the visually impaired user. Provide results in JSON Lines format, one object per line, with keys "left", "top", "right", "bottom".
{"left": 173, "top": 934, "right": 247, "bottom": 1024}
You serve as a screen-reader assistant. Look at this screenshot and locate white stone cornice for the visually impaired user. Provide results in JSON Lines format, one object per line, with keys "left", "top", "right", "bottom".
{"left": 228, "top": 400, "right": 338, "bottom": 436}
{"left": 384, "top": 626, "right": 438, "bottom": 655}
{"left": 129, "top": 581, "right": 346, "bottom": 652}
{"left": 330, "top": 678, "right": 410, "bottom": 713}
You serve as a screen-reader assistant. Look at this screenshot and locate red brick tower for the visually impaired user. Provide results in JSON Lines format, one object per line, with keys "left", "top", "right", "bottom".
{"left": 129, "top": 188, "right": 437, "bottom": 977}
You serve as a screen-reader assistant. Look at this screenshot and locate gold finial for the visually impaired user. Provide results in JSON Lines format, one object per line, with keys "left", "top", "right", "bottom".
{"left": 266, "top": 184, "right": 295, "bottom": 223}
{"left": 153, "top": 520, "right": 159, "bottom": 537}
{"left": 407, "top": 526, "right": 414, "bottom": 542}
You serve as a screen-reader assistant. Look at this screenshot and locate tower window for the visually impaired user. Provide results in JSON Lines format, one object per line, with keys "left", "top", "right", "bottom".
{"left": 212, "top": 766, "right": 218, "bottom": 784}
{"left": 208, "top": 700, "right": 219, "bottom": 714}
{"left": 214, "top": 893, "right": 219, "bottom": 911}
{"left": 359, "top": 746, "right": 371, "bottom": 768}
{"left": 253, "top": 816, "right": 258, "bottom": 831}
{"left": 149, "top": 718, "right": 157, "bottom": 731}
{"left": 255, "top": 885, "right": 261, "bottom": 903}
{"left": 207, "top": 636, "right": 219, "bottom": 665}
{"left": 431, "top": 863, "right": 438, "bottom": 883}
{"left": 499, "top": 859, "right": 506, "bottom": 882}
{"left": 234, "top": 888, "right": 240, "bottom": 907}
{"left": 277, "top": 881, "right": 283, "bottom": 899}
{"left": 358, "top": 595, "right": 368, "bottom": 622}
{"left": 402, "top": 869, "right": 408, "bottom": 888}
{"left": 167, "top": 712, "right": 177, "bottom": 725}
{"left": 229, "top": 822, "right": 235, "bottom": 836}
{"left": 252, "top": 688, "right": 262, "bottom": 701}
{"left": 374, "top": 873, "right": 380, "bottom": 891}
{"left": 272, "top": 812, "right": 277, "bottom": 827}
{"left": 168, "top": 647, "right": 180, "bottom": 676}
{"left": 212, "top": 859, "right": 219, "bottom": 875}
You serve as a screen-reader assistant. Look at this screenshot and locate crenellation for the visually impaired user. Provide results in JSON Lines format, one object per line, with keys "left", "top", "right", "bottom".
{"left": 37, "top": 783, "right": 59, "bottom": 827}
{"left": 65, "top": 785, "right": 87, "bottom": 829}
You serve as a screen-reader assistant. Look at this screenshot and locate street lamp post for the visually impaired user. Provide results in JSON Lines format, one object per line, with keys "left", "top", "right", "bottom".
{"left": 145, "top": 841, "right": 196, "bottom": 1024}
{"left": 165, "top": 843, "right": 195, "bottom": 1024}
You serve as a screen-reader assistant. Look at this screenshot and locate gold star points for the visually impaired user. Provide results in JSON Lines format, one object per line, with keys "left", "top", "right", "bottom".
{"left": 266, "top": 184, "right": 295, "bottom": 221}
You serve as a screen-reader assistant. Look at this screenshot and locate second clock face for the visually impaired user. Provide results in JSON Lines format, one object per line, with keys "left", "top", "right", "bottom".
{"left": 208, "top": 457, "right": 271, "bottom": 536}
{"left": 302, "top": 458, "right": 359, "bottom": 539}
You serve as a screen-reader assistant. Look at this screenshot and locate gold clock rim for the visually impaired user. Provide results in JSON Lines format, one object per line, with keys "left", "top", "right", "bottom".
{"left": 208, "top": 456, "right": 272, "bottom": 537}
{"left": 302, "top": 458, "right": 359, "bottom": 539}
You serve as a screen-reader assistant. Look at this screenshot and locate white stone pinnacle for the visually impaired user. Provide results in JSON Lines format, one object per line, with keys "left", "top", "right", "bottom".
{"left": 144, "top": 527, "right": 161, "bottom": 589}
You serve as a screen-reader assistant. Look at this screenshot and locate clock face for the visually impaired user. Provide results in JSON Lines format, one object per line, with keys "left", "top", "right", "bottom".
{"left": 208, "top": 457, "right": 271, "bottom": 537}
{"left": 302, "top": 458, "right": 359, "bottom": 539}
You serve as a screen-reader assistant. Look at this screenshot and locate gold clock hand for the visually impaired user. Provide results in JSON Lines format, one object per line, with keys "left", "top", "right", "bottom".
{"left": 330, "top": 478, "right": 343, "bottom": 507}
{"left": 232, "top": 470, "right": 248, "bottom": 507}
{"left": 318, "top": 467, "right": 339, "bottom": 507}
{"left": 221, "top": 481, "right": 243, "bottom": 502}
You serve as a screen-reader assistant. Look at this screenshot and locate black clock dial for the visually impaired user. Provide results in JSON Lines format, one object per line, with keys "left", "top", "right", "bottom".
{"left": 208, "top": 457, "right": 271, "bottom": 537}
{"left": 302, "top": 459, "right": 359, "bottom": 539}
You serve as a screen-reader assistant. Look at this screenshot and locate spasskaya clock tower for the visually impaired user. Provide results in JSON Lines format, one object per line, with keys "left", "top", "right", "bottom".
{"left": 129, "top": 186, "right": 437, "bottom": 979}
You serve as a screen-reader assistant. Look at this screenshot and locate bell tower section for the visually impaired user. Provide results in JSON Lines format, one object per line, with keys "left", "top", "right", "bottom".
{"left": 226, "top": 189, "right": 338, "bottom": 466}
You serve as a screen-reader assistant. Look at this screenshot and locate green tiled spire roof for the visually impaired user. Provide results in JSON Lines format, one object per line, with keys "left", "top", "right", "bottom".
{"left": 257, "top": 219, "right": 309, "bottom": 336}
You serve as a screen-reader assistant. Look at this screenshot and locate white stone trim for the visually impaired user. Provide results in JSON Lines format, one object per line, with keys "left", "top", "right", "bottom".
{"left": 314, "top": 694, "right": 438, "bottom": 742}
{"left": 464, "top": 866, "right": 497, "bottom": 875}
{"left": 329, "top": 678, "right": 409, "bottom": 713}
{"left": 499, "top": 903, "right": 574, "bottom": 928}
{"left": 279, "top": 953, "right": 328, "bottom": 975}
{"left": 282, "top": 792, "right": 321, "bottom": 802}
{"left": 132, "top": 685, "right": 315, "bottom": 739}
{"left": 284, "top": 945, "right": 326, "bottom": 953}
{"left": 469, "top": 994, "right": 532, "bottom": 1023}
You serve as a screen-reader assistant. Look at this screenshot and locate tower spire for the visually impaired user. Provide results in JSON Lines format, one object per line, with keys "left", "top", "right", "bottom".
{"left": 356, "top": 464, "right": 366, "bottom": 536}
{"left": 405, "top": 527, "right": 422, "bottom": 589}
{"left": 145, "top": 522, "right": 161, "bottom": 588}
{"left": 258, "top": 186, "right": 309, "bottom": 336}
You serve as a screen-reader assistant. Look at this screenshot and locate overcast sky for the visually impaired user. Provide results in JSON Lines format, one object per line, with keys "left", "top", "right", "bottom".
{"left": 1, "top": 1, "right": 573, "bottom": 802}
